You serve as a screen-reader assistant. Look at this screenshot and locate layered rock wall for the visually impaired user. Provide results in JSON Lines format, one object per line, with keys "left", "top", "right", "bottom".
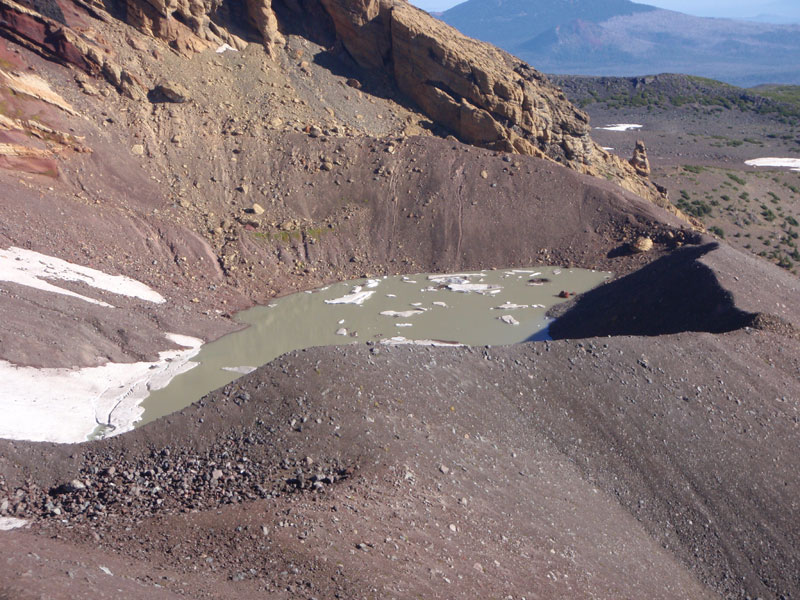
{"left": 0, "top": 0, "right": 674, "bottom": 208}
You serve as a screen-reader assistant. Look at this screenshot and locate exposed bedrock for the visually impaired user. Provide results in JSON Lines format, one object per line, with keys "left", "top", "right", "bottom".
{"left": 0, "top": 0, "right": 673, "bottom": 209}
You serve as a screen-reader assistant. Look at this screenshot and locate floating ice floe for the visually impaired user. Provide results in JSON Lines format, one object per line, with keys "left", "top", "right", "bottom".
{"left": 744, "top": 158, "right": 800, "bottom": 172}
{"left": 0, "top": 247, "right": 166, "bottom": 307}
{"left": 504, "top": 270, "right": 541, "bottom": 276}
{"left": 432, "top": 301, "right": 448, "bottom": 307}
{"left": 0, "top": 517, "right": 28, "bottom": 531}
{"left": 221, "top": 366, "right": 257, "bottom": 375}
{"left": 396, "top": 323, "right": 413, "bottom": 328}
{"left": 324, "top": 285, "right": 375, "bottom": 305}
{"left": 492, "top": 302, "right": 529, "bottom": 310}
{"left": 365, "top": 279, "right": 381, "bottom": 289}
{"left": 0, "top": 333, "right": 202, "bottom": 443}
{"left": 386, "top": 294, "right": 397, "bottom": 298}
{"left": 380, "top": 336, "right": 462, "bottom": 347}
{"left": 596, "top": 124, "right": 643, "bottom": 132}
{"left": 216, "top": 43, "right": 238, "bottom": 53}
{"left": 499, "top": 315, "right": 520, "bottom": 326}
{"left": 380, "top": 308, "right": 426, "bottom": 318}
{"left": 447, "top": 282, "right": 503, "bottom": 294}
{"left": 335, "top": 328, "right": 348, "bottom": 336}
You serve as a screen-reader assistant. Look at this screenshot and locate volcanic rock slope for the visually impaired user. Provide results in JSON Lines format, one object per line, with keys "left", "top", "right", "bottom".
{"left": 0, "top": 0, "right": 798, "bottom": 599}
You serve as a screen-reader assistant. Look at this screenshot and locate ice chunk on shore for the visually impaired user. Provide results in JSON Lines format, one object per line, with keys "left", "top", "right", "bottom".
{"left": 380, "top": 336, "right": 462, "bottom": 347}
{"left": 0, "top": 246, "right": 166, "bottom": 306}
{"left": 216, "top": 43, "right": 237, "bottom": 53}
{"left": 325, "top": 285, "right": 375, "bottom": 305}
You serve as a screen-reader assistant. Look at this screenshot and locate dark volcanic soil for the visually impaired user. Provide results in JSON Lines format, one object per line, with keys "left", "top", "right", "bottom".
{"left": 2, "top": 233, "right": 800, "bottom": 599}
{"left": 2, "top": 4, "right": 800, "bottom": 600}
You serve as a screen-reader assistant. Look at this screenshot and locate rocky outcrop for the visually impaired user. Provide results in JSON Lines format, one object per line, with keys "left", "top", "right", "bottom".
{"left": 629, "top": 139, "right": 651, "bottom": 177}
{"left": 0, "top": 0, "right": 672, "bottom": 208}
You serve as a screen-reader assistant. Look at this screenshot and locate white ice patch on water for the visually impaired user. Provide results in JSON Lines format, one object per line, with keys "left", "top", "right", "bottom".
{"left": 324, "top": 286, "right": 375, "bottom": 305}
{"left": 596, "top": 124, "right": 642, "bottom": 132}
{"left": 0, "top": 247, "right": 166, "bottom": 306}
{"left": 492, "top": 302, "right": 529, "bottom": 310}
{"left": 447, "top": 283, "right": 503, "bottom": 294}
{"left": 0, "top": 517, "right": 28, "bottom": 531}
{"left": 432, "top": 301, "right": 448, "bottom": 307}
{"left": 380, "top": 308, "right": 426, "bottom": 318}
{"left": 221, "top": 366, "right": 257, "bottom": 375}
{"left": 499, "top": 315, "right": 520, "bottom": 326}
{"left": 365, "top": 279, "right": 381, "bottom": 289}
{"left": 335, "top": 328, "right": 348, "bottom": 336}
{"left": 396, "top": 323, "right": 413, "bottom": 327}
{"left": 0, "top": 333, "right": 202, "bottom": 443}
{"left": 745, "top": 158, "right": 800, "bottom": 171}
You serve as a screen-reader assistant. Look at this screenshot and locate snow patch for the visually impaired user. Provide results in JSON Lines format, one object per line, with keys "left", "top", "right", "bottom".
{"left": 596, "top": 124, "right": 642, "bottom": 132}
{"left": 0, "top": 517, "right": 28, "bottom": 531}
{"left": 745, "top": 157, "right": 800, "bottom": 171}
{"left": 0, "top": 247, "right": 166, "bottom": 306}
{"left": 215, "top": 43, "right": 238, "bottom": 53}
{"left": 0, "top": 333, "right": 202, "bottom": 443}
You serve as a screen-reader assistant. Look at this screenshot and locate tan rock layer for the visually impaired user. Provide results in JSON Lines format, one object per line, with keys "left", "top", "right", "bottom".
{"left": 1, "top": 0, "right": 677, "bottom": 212}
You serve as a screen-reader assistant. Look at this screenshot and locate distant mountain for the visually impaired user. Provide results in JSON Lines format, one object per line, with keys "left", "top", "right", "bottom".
{"left": 439, "top": 0, "right": 800, "bottom": 86}
{"left": 738, "top": 1, "right": 800, "bottom": 24}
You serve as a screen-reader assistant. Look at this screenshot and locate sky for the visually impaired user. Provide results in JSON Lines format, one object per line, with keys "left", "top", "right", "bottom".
{"left": 410, "top": 0, "right": 798, "bottom": 20}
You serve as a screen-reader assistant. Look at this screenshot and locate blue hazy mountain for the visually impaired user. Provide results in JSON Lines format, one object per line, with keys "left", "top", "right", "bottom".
{"left": 439, "top": 0, "right": 800, "bottom": 86}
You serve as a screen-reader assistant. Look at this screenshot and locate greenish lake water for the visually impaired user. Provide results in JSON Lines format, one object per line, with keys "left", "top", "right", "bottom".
{"left": 137, "top": 267, "right": 610, "bottom": 427}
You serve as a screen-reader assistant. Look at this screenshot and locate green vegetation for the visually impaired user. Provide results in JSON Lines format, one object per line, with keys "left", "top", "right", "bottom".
{"left": 708, "top": 226, "right": 725, "bottom": 238}
{"left": 726, "top": 173, "right": 746, "bottom": 186}
{"left": 682, "top": 165, "right": 706, "bottom": 174}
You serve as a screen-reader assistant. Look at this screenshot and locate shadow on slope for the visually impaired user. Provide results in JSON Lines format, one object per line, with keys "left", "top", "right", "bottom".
{"left": 546, "top": 243, "right": 755, "bottom": 340}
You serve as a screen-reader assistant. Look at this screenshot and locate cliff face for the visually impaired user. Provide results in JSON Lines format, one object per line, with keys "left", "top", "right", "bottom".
{"left": 0, "top": 0, "right": 671, "bottom": 208}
